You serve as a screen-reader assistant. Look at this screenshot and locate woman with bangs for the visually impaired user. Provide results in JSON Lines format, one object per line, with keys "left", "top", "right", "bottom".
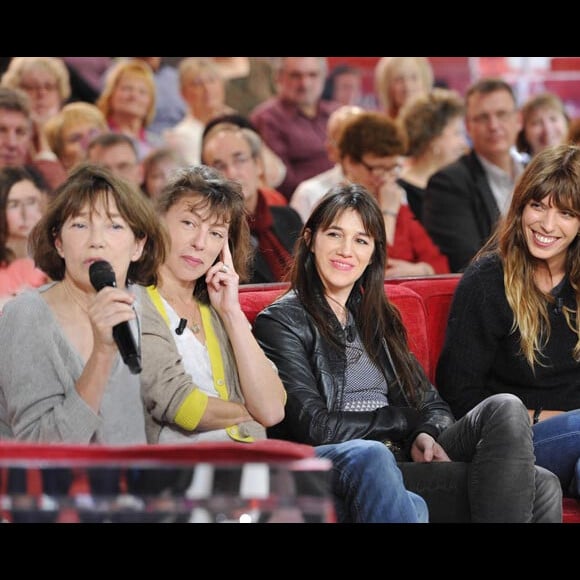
{"left": 253, "top": 182, "right": 562, "bottom": 522}
{"left": 437, "top": 144, "right": 580, "bottom": 500}
{"left": 0, "top": 163, "right": 166, "bottom": 444}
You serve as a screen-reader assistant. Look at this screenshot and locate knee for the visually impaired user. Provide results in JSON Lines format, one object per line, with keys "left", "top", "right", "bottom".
{"left": 337, "top": 439, "right": 397, "bottom": 466}
{"left": 482, "top": 393, "right": 529, "bottom": 428}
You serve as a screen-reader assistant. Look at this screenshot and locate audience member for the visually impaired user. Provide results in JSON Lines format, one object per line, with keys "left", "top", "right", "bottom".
{"left": 253, "top": 182, "right": 562, "bottom": 523}
{"left": 322, "top": 63, "right": 363, "bottom": 107}
{"left": 203, "top": 113, "right": 287, "bottom": 193}
{"left": 1, "top": 57, "right": 71, "bottom": 161}
{"left": 141, "top": 146, "right": 185, "bottom": 200}
{"left": 250, "top": 57, "right": 340, "bottom": 199}
{"left": 87, "top": 132, "right": 144, "bottom": 191}
{"left": 423, "top": 78, "right": 524, "bottom": 272}
{"left": 139, "top": 164, "right": 428, "bottom": 522}
{"left": 436, "top": 144, "right": 580, "bottom": 501}
{"left": 211, "top": 57, "right": 277, "bottom": 118}
{"left": 291, "top": 105, "right": 364, "bottom": 222}
{"left": 516, "top": 92, "right": 570, "bottom": 161}
{"left": 339, "top": 111, "right": 449, "bottom": 277}
{"left": 0, "top": 87, "right": 66, "bottom": 192}
{"left": 374, "top": 57, "right": 434, "bottom": 121}
{"left": 132, "top": 57, "right": 187, "bottom": 137}
{"left": 398, "top": 87, "right": 467, "bottom": 222}
{"left": 202, "top": 123, "right": 302, "bottom": 283}
{"left": 164, "top": 58, "right": 236, "bottom": 168}
{"left": 96, "top": 59, "right": 162, "bottom": 160}
{"left": 0, "top": 166, "right": 49, "bottom": 307}
{"left": 44, "top": 102, "right": 108, "bottom": 172}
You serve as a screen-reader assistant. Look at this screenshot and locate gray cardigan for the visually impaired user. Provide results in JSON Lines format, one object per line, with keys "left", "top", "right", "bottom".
{"left": 0, "top": 283, "right": 146, "bottom": 444}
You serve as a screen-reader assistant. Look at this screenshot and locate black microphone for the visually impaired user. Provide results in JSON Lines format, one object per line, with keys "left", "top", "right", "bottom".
{"left": 88, "top": 260, "right": 142, "bottom": 374}
{"left": 175, "top": 318, "right": 187, "bottom": 335}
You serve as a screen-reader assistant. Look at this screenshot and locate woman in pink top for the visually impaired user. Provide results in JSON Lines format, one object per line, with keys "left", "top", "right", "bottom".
{"left": 0, "top": 166, "right": 48, "bottom": 305}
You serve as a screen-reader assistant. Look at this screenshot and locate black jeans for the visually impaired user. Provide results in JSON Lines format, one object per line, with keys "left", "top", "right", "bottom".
{"left": 399, "top": 393, "right": 562, "bottom": 523}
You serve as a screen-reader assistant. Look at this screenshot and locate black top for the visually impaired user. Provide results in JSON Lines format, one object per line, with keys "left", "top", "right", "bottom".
{"left": 398, "top": 177, "right": 425, "bottom": 222}
{"left": 436, "top": 253, "right": 580, "bottom": 417}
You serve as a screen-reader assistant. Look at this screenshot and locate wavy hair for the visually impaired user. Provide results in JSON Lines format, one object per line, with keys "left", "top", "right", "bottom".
{"left": 478, "top": 144, "right": 580, "bottom": 367}
{"left": 155, "top": 164, "right": 252, "bottom": 303}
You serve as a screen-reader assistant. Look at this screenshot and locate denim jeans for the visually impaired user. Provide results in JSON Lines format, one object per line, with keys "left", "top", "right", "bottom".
{"left": 315, "top": 439, "right": 428, "bottom": 523}
{"left": 533, "top": 409, "right": 580, "bottom": 498}
{"left": 428, "top": 393, "right": 562, "bottom": 522}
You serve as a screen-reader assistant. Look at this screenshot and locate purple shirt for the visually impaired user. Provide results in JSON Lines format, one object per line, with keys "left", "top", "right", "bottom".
{"left": 251, "top": 97, "right": 340, "bottom": 199}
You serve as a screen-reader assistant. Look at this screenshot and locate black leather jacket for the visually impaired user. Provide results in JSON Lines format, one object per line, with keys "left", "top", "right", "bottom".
{"left": 253, "top": 291, "right": 455, "bottom": 449}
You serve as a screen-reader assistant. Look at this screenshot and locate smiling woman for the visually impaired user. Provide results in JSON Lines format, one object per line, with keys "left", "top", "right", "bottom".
{"left": 436, "top": 143, "right": 580, "bottom": 504}
{"left": 253, "top": 181, "right": 562, "bottom": 522}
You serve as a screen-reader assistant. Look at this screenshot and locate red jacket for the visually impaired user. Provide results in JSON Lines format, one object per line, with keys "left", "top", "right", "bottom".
{"left": 389, "top": 204, "right": 450, "bottom": 274}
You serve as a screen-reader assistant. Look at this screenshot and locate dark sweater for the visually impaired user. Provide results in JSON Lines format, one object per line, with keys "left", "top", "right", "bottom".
{"left": 436, "top": 253, "right": 580, "bottom": 417}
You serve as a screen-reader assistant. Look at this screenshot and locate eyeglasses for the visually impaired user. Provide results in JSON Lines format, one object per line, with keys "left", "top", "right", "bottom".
{"left": 211, "top": 154, "right": 254, "bottom": 174}
{"left": 20, "top": 82, "right": 59, "bottom": 94}
{"left": 359, "top": 159, "right": 403, "bottom": 178}
{"left": 469, "top": 110, "right": 516, "bottom": 125}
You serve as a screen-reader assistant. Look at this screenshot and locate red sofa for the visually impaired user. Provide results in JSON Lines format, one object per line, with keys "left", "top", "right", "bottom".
{"left": 239, "top": 276, "right": 580, "bottom": 524}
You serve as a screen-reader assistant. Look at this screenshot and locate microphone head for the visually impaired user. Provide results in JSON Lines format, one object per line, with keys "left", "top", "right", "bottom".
{"left": 89, "top": 260, "right": 117, "bottom": 291}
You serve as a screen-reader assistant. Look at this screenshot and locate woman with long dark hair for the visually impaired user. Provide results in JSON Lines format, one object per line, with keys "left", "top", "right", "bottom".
{"left": 254, "top": 182, "right": 562, "bottom": 522}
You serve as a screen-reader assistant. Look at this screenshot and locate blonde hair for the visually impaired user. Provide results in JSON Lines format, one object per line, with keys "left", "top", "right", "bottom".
{"left": 374, "top": 57, "right": 434, "bottom": 117}
{"left": 44, "top": 102, "right": 107, "bottom": 159}
{"left": 178, "top": 57, "right": 223, "bottom": 89}
{"left": 96, "top": 59, "right": 156, "bottom": 127}
{"left": 1, "top": 57, "right": 71, "bottom": 103}
{"left": 479, "top": 144, "right": 580, "bottom": 367}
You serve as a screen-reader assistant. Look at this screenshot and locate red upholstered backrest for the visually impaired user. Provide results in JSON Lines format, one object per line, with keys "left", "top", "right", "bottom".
{"left": 384, "top": 284, "right": 430, "bottom": 377}
{"left": 399, "top": 275, "right": 461, "bottom": 384}
{"left": 240, "top": 287, "right": 288, "bottom": 325}
{"left": 238, "top": 282, "right": 431, "bottom": 378}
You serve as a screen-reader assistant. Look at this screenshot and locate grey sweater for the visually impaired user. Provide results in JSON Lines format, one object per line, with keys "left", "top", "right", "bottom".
{"left": 0, "top": 283, "right": 146, "bottom": 444}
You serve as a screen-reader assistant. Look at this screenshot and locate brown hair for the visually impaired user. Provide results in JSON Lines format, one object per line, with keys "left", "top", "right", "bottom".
{"left": 30, "top": 163, "right": 166, "bottom": 285}
{"left": 400, "top": 87, "right": 465, "bottom": 157}
{"left": 288, "top": 183, "right": 428, "bottom": 403}
{"left": 478, "top": 144, "right": 580, "bottom": 367}
{"left": 0, "top": 166, "right": 47, "bottom": 266}
{"left": 155, "top": 164, "right": 252, "bottom": 300}
{"left": 338, "top": 111, "right": 407, "bottom": 162}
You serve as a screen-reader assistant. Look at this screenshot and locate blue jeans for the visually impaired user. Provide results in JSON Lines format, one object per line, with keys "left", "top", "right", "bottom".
{"left": 315, "top": 439, "right": 428, "bottom": 523}
{"left": 533, "top": 409, "right": 580, "bottom": 498}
